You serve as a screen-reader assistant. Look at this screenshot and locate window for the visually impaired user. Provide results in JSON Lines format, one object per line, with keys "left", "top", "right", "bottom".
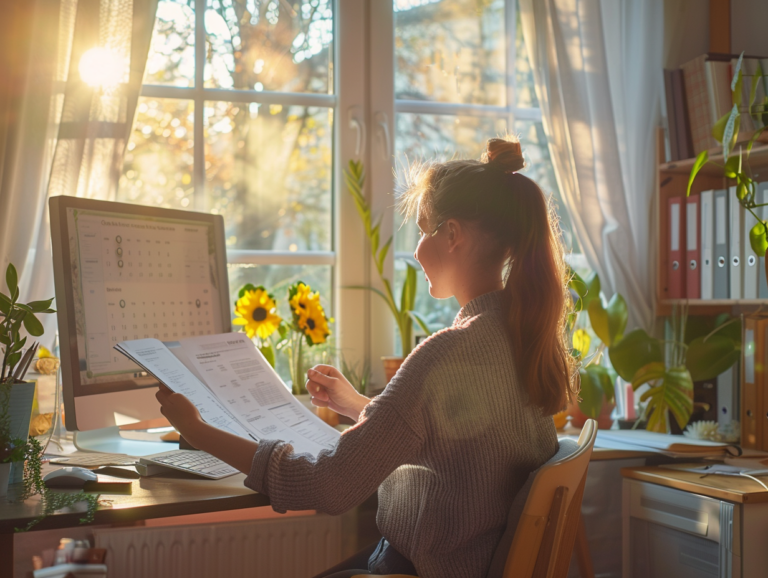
{"left": 118, "top": 0, "right": 336, "bottom": 376}
{"left": 120, "top": 1, "right": 574, "bottom": 377}
{"left": 392, "top": 0, "right": 573, "bottom": 345}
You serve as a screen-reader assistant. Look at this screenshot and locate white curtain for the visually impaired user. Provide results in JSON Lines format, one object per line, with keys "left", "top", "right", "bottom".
{"left": 0, "top": 0, "right": 157, "bottom": 346}
{"left": 519, "top": 0, "right": 664, "bottom": 333}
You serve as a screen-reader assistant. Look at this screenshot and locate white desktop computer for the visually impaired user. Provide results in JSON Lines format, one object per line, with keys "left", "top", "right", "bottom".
{"left": 49, "top": 196, "right": 231, "bottom": 455}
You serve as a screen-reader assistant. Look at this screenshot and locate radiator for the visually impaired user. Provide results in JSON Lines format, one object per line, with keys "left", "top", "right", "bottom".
{"left": 93, "top": 514, "right": 342, "bottom": 578}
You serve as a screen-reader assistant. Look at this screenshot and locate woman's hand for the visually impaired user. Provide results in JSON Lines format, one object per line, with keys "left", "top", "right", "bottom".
{"left": 306, "top": 365, "right": 370, "bottom": 422}
{"left": 155, "top": 384, "right": 209, "bottom": 449}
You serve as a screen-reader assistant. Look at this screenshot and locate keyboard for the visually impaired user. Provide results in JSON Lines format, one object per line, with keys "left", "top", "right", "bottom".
{"left": 49, "top": 453, "right": 140, "bottom": 467}
{"left": 140, "top": 450, "right": 238, "bottom": 480}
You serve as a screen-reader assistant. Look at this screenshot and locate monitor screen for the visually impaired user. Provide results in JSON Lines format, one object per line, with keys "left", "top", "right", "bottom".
{"left": 51, "top": 197, "right": 231, "bottom": 400}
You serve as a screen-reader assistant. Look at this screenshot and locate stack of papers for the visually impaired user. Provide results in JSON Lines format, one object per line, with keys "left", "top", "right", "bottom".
{"left": 116, "top": 333, "right": 340, "bottom": 458}
{"left": 595, "top": 430, "right": 735, "bottom": 457}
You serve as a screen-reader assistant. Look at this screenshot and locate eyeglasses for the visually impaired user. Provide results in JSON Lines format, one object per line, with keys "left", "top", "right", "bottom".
{"left": 418, "top": 220, "right": 445, "bottom": 238}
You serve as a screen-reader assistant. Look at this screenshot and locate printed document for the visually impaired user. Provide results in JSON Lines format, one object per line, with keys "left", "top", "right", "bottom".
{"left": 116, "top": 333, "right": 340, "bottom": 457}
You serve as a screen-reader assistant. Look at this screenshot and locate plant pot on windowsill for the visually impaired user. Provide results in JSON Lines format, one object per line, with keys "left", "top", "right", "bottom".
{"left": 382, "top": 357, "right": 405, "bottom": 383}
{"left": 4, "top": 381, "right": 36, "bottom": 484}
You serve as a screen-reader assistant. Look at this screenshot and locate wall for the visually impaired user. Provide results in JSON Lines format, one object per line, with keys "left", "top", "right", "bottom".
{"left": 664, "top": 0, "right": 768, "bottom": 70}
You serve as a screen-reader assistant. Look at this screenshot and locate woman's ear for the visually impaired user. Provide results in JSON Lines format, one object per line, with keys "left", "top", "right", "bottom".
{"left": 445, "top": 219, "right": 462, "bottom": 253}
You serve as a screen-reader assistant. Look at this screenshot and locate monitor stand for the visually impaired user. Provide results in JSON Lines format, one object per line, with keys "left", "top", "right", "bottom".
{"left": 74, "top": 427, "right": 179, "bottom": 456}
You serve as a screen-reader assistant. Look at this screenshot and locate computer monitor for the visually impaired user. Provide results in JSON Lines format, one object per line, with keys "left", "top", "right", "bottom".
{"left": 50, "top": 196, "right": 231, "bottom": 451}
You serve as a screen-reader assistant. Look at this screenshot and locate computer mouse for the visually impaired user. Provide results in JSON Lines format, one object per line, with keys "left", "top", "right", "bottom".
{"left": 43, "top": 467, "right": 98, "bottom": 488}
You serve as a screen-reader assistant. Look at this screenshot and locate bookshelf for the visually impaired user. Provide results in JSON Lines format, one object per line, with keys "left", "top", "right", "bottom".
{"left": 656, "top": 130, "right": 768, "bottom": 317}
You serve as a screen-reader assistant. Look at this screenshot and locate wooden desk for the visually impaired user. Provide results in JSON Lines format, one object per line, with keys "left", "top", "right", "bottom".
{"left": 0, "top": 467, "right": 269, "bottom": 578}
{"left": 622, "top": 464, "right": 768, "bottom": 504}
{"left": 621, "top": 465, "right": 768, "bottom": 577}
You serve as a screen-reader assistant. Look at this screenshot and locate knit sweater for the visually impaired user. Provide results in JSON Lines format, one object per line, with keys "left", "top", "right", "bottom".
{"left": 244, "top": 290, "right": 559, "bottom": 578}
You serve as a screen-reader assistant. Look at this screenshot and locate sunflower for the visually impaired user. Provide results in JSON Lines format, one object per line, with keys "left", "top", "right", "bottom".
{"left": 288, "top": 282, "right": 331, "bottom": 344}
{"left": 233, "top": 287, "right": 282, "bottom": 340}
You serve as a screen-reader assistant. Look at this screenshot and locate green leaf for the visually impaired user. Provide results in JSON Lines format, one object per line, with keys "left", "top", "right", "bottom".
{"left": 377, "top": 236, "right": 393, "bottom": 274}
{"left": 749, "top": 221, "right": 766, "bottom": 257}
{"left": 22, "top": 313, "right": 44, "bottom": 337}
{"left": 258, "top": 344, "right": 276, "bottom": 368}
{"left": 608, "top": 328, "right": 664, "bottom": 382}
{"left": 748, "top": 61, "right": 762, "bottom": 115}
{"left": 14, "top": 303, "right": 32, "bottom": 313}
{"left": 370, "top": 221, "right": 381, "bottom": 256}
{"left": 635, "top": 365, "right": 694, "bottom": 433}
{"left": 731, "top": 51, "right": 744, "bottom": 93}
{"left": 588, "top": 364, "right": 616, "bottom": 404}
{"left": 723, "top": 105, "right": 740, "bottom": 159}
{"left": 686, "top": 151, "right": 709, "bottom": 196}
{"left": 0, "top": 292, "right": 10, "bottom": 316}
{"left": 712, "top": 110, "right": 732, "bottom": 144}
{"left": 5, "top": 264, "right": 17, "bottom": 295}
{"left": 578, "top": 367, "right": 604, "bottom": 419}
{"left": 588, "top": 293, "right": 627, "bottom": 347}
{"left": 686, "top": 335, "right": 741, "bottom": 381}
{"left": 26, "top": 298, "right": 54, "bottom": 313}
{"left": 401, "top": 262, "right": 418, "bottom": 313}
{"left": 732, "top": 53, "right": 744, "bottom": 104}
{"left": 6, "top": 352, "right": 21, "bottom": 371}
{"left": 631, "top": 361, "right": 667, "bottom": 389}
{"left": 747, "top": 125, "right": 766, "bottom": 154}
{"left": 409, "top": 310, "right": 433, "bottom": 336}
{"left": 723, "top": 152, "right": 742, "bottom": 178}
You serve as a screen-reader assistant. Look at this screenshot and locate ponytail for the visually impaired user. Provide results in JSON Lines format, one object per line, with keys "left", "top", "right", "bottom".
{"left": 399, "top": 136, "right": 578, "bottom": 415}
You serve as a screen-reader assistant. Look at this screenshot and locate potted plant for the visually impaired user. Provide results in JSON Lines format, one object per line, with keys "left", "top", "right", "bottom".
{"left": 687, "top": 53, "right": 768, "bottom": 272}
{"left": 568, "top": 270, "right": 741, "bottom": 432}
{"left": 344, "top": 160, "right": 431, "bottom": 381}
{"left": 0, "top": 263, "right": 56, "bottom": 496}
{"left": 232, "top": 281, "right": 332, "bottom": 396}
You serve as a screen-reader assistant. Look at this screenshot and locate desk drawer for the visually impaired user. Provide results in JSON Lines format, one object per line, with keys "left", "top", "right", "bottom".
{"left": 629, "top": 479, "right": 723, "bottom": 540}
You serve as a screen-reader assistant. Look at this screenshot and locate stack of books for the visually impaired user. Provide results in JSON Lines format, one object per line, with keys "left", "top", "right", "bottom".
{"left": 667, "top": 183, "right": 768, "bottom": 300}
{"left": 663, "top": 53, "right": 767, "bottom": 161}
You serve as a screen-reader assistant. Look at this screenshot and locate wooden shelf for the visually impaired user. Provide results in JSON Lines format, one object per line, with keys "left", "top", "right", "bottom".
{"left": 659, "top": 137, "right": 768, "bottom": 176}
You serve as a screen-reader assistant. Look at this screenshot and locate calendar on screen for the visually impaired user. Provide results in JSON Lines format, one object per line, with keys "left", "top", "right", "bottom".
{"left": 65, "top": 208, "right": 227, "bottom": 386}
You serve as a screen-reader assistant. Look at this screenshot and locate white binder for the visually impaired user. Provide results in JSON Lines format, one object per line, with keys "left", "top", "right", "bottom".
{"left": 728, "top": 188, "right": 743, "bottom": 299}
{"left": 744, "top": 191, "right": 759, "bottom": 299}
{"left": 700, "top": 190, "right": 715, "bottom": 300}
{"left": 759, "top": 181, "right": 768, "bottom": 299}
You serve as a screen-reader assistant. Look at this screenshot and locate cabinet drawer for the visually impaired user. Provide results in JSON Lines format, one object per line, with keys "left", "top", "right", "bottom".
{"left": 629, "top": 480, "right": 723, "bottom": 541}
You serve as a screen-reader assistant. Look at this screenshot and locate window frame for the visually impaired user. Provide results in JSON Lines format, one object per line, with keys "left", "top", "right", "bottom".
{"left": 138, "top": 0, "right": 339, "bottom": 271}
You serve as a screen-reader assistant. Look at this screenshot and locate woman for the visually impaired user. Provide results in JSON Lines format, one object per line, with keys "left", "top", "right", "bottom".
{"left": 156, "top": 136, "right": 579, "bottom": 578}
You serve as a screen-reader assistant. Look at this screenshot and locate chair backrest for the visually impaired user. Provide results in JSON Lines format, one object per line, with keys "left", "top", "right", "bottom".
{"left": 487, "top": 419, "right": 597, "bottom": 578}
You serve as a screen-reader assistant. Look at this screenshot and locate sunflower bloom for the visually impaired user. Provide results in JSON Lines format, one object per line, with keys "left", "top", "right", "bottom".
{"left": 233, "top": 287, "right": 282, "bottom": 340}
{"left": 289, "top": 282, "right": 331, "bottom": 344}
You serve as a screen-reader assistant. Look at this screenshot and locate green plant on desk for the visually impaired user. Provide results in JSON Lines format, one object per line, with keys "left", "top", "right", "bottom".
{"left": 0, "top": 263, "right": 100, "bottom": 531}
{"left": 569, "top": 270, "right": 741, "bottom": 433}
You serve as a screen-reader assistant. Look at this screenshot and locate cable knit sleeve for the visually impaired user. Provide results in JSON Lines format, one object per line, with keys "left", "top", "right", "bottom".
{"left": 243, "top": 396, "right": 425, "bottom": 515}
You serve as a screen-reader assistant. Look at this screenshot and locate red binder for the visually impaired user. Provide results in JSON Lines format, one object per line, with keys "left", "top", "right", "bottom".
{"left": 742, "top": 315, "right": 768, "bottom": 449}
{"left": 685, "top": 195, "right": 701, "bottom": 299}
{"left": 668, "top": 196, "right": 686, "bottom": 299}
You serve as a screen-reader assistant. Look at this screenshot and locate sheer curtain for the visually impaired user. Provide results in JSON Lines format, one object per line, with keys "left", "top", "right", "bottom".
{"left": 519, "top": 0, "right": 663, "bottom": 332}
{"left": 0, "top": 0, "right": 157, "bottom": 345}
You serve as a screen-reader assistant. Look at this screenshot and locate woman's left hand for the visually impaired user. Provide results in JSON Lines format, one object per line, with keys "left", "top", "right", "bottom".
{"left": 155, "top": 385, "right": 207, "bottom": 449}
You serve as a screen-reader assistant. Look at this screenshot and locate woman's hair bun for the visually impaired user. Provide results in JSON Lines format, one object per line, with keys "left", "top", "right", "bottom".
{"left": 485, "top": 137, "right": 525, "bottom": 173}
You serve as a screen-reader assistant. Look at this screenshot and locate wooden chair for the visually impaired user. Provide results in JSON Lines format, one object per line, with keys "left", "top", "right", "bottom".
{"left": 351, "top": 419, "right": 598, "bottom": 578}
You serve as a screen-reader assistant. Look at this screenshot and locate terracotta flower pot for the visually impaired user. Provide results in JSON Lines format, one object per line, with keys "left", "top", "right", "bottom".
{"left": 568, "top": 399, "right": 615, "bottom": 430}
{"left": 382, "top": 357, "right": 405, "bottom": 383}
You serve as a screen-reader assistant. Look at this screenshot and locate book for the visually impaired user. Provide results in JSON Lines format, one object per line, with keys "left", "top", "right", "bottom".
{"left": 664, "top": 69, "right": 680, "bottom": 161}
{"left": 682, "top": 54, "right": 715, "bottom": 154}
{"left": 595, "top": 430, "right": 735, "bottom": 457}
{"left": 741, "top": 314, "right": 768, "bottom": 450}
{"left": 115, "top": 333, "right": 340, "bottom": 457}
